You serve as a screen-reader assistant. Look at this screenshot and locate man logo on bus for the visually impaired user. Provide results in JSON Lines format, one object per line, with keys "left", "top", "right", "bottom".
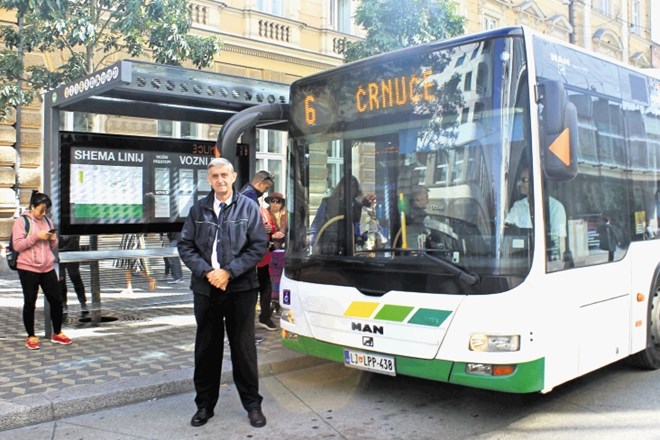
{"left": 362, "top": 336, "right": 374, "bottom": 347}
{"left": 352, "top": 322, "right": 384, "bottom": 335}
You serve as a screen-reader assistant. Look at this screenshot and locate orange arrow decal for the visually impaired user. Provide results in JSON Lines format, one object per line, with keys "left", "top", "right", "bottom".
{"left": 548, "top": 128, "right": 571, "bottom": 166}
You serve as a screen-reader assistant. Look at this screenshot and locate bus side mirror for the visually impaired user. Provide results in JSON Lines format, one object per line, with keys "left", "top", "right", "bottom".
{"left": 538, "top": 79, "right": 578, "bottom": 181}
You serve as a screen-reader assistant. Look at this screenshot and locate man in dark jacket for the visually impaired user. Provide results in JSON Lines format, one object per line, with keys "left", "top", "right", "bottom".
{"left": 178, "top": 157, "right": 268, "bottom": 429}
{"left": 239, "top": 170, "right": 274, "bottom": 203}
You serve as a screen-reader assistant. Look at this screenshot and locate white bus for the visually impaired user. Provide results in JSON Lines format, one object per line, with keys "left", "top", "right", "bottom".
{"left": 226, "top": 26, "right": 660, "bottom": 393}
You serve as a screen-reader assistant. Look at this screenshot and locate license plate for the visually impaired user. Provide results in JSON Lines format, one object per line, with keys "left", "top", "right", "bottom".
{"left": 343, "top": 349, "right": 396, "bottom": 376}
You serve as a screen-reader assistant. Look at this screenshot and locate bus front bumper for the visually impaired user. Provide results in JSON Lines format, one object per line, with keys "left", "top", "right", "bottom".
{"left": 281, "top": 332, "right": 544, "bottom": 393}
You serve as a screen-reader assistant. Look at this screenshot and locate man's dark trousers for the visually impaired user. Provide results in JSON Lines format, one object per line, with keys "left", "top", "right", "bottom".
{"left": 193, "top": 287, "right": 263, "bottom": 412}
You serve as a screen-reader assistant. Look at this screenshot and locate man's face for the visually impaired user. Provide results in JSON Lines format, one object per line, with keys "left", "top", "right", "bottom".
{"left": 256, "top": 178, "right": 274, "bottom": 194}
{"left": 207, "top": 164, "right": 237, "bottom": 199}
{"left": 412, "top": 191, "right": 429, "bottom": 208}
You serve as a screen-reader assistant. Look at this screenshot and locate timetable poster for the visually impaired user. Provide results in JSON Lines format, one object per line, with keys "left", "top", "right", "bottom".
{"left": 61, "top": 132, "right": 215, "bottom": 234}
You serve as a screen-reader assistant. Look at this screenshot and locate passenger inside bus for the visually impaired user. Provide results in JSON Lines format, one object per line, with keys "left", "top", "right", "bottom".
{"left": 311, "top": 175, "right": 373, "bottom": 255}
{"left": 407, "top": 185, "right": 430, "bottom": 224}
{"left": 505, "top": 167, "right": 567, "bottom": 260}
{"left": 405, "top": 185, "right": 430, "bottom": 248}
{"left": 358, "top": 193, "right": 385, "bottom": 251}
{"left": 404, "top": 185, "right": 463, "bottom": 253}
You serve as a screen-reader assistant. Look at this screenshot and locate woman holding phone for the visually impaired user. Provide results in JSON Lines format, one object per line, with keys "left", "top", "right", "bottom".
{"left": 12, "top": 190, "right": 72, "bottom": 350}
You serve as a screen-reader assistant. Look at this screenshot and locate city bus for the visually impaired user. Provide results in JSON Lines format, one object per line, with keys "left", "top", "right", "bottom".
{"left": 227, "top": 26, "right": 660, "bottom": 393}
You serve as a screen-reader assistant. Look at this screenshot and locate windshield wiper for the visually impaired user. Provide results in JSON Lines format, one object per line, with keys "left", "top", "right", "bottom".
{"left": 354, "top": 248, "right": 481, "bottom": 286}
{"left": 420, "top": 252, "right": 480, "bottom": 286}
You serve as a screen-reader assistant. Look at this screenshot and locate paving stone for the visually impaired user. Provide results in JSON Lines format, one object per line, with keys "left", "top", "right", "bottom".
{"left": 0, "top": 259, "right": 320, "bottom": 431}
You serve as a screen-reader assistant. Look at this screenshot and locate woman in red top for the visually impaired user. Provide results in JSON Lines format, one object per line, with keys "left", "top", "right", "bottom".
{"left": 13, "top": 191, "right": 72, "bottom": 350}
{"left": 255, "top": 205, "right": 277, "bottom": 331}
{"left": 266, "top": 193, "right": 287, "bottom": 315}
{"left": 266, "top": 192, "right": 287, "bottom": 249}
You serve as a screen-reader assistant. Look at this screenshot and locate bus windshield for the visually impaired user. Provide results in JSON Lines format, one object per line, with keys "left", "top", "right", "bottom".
{"left": 287, "top": 34, "right": 533, "bottom": 295}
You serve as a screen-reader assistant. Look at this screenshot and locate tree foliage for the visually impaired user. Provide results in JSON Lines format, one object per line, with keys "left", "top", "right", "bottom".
{"left": 344, "top": 0, "right": 464, "bottom": 63}
{"left": 0, "top": 0, "right": 222, "bottom": 117}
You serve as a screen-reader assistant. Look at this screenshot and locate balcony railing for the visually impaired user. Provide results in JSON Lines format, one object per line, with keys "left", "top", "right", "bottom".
{"left": 189, "top": 3, "right": 208, "bottom": 25}
{"left": 333, "top": 36, "right": 347, "bottom": 55}
{"left": 259, "top": 19, "right": 290, "bottom": 43}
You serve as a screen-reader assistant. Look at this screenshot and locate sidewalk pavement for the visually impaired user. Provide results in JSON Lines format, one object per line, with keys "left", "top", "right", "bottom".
{"left": 0, "top": 267, "right": 324, "bottom": 432}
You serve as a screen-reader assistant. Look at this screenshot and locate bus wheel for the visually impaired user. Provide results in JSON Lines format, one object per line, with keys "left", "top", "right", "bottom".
{"left": 629, "top": 284, "right": 660, "bottom": 369}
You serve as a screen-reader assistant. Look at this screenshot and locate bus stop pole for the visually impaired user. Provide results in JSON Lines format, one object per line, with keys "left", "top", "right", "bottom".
{"left": 89, "top": 235, "right": 102, "bottom": 323}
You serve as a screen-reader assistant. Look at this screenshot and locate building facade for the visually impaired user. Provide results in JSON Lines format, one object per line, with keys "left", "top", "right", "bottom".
{"left": 0, "top": 0, "right": 657, "bottom": 240}
{"left": 464, "top": 0, "right": 657, "bottom": 68}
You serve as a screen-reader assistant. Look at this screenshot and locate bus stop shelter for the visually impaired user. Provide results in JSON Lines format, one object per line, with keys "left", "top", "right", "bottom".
{"left": 40, "top": 60, "right": 290, "bottom": 332}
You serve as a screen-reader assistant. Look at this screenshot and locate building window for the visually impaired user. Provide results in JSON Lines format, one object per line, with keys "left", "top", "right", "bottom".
{"left": 257, "top": 129, "right": 287, "bottom": 194}
{"left": 330, "top": 0, "right": 351, "bottom": 34}
{"left": 484, "top": 15, "right": 499, "bottom": 30}
{"left": 157, "top": 121, "right": 199, "bottom": 139}
{"left": 257, "top": 0, "right": 284, "bottom": 16}
{"left": 60, "top": 112, "right": 97, "bottom": 132}
{"left": 594, "top": 0, "right": 611, "bottom": 16}
{"left": 464, "top": 71, "right": 473, "bottom": 91}
{"left": 631, "top": 0, "right": 641, "bottom": 35}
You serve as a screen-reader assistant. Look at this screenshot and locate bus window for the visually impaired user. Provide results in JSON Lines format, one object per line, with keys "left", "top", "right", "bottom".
{"left": 568, "top": 93, "right": 598, "bottom": 165}
{"left": 647, "top": 115, "right": 660, "bottom": 172}
{"left": 290, "top": 33, "right": 533, "bottom": 290}
{"left": 544, "top": 165, "right": 632, "bottom": 271}
{"left": 593, "top": 99, "right": 625, "bottom": 168}
{"left": 625, "top": 109, "right": 648, "bottom": 170}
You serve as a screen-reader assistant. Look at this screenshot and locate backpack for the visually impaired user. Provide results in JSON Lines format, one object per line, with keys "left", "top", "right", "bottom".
{"left": 5, "top": 215, "right": 51, "bottom": 270}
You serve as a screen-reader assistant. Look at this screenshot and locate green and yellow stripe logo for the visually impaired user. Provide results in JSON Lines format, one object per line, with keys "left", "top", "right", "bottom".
{"left": 343, "top": 301, "right": 451, "bottom": 327}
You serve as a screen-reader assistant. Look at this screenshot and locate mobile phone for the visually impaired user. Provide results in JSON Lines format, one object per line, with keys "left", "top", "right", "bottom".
{"left": 48, "top": 228, "right": 57, "bottom": 234}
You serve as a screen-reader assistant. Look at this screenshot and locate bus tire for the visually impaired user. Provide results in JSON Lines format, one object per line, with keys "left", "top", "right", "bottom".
{"left": 628, "top": 283, "right": 660, "bottom": 370}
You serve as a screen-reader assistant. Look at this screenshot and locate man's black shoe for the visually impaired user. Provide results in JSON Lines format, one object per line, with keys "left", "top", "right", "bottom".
{"left": 248, "top": 408, "right": 266, "bottom": 428}
{"left": 191, "top": 408, "right": 213, "bottom": 427}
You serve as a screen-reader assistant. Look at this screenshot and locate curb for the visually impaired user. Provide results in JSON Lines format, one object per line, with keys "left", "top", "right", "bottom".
{"left": 0, "top": 353, "right": 329, "bottom": 431}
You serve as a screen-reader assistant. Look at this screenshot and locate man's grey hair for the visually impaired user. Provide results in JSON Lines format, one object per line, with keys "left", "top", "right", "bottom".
{"left": 207, "top": 157, "right": 234, "bottom": 171}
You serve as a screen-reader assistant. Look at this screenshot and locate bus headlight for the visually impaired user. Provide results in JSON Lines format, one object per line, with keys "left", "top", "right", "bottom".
{"left": 281, "top": 308, "right": 295, "bottom": 324}
{"left": 469, "top": 334, "right": 520, "bottom": 352}
{"left": 466, "top": 363, "right": 516, "bottom": 376}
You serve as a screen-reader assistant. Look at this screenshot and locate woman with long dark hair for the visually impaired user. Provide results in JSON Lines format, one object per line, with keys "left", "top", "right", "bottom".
{"left": 12, "top": 190, "right": 72, "bottom": 350}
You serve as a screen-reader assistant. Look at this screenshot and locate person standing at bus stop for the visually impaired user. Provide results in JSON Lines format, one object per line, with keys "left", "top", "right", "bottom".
{"left": 266, "top": 192, "right": 287, "bottom": 315}
{"left": 239, "top": 170, "right": 278, "bottom": 331}
{"left": 58, "top": 234, "right": 88, "bottom": 314}
{"left": 13, "top": 191, "right": 72, "bottom": 350}
{"left": 178, "top": 157, "right": 268, "bottom": 429}
{"left": 162, "top": 232, "right": 183, "bottom": 284}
